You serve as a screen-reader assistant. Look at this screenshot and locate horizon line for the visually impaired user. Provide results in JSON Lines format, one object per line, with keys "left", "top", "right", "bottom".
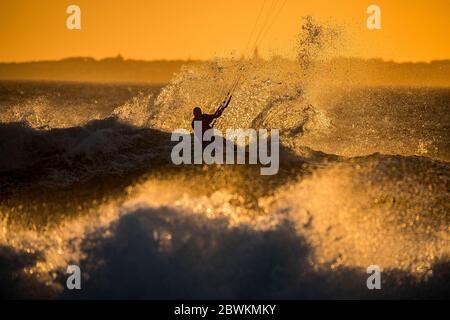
{"left": 1, "top": 55, "right": 450, "bottom": 65}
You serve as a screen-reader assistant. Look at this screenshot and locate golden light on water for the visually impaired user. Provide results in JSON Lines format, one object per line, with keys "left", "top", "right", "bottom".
{"left": 0, "top": 0, "right": 448, "bottom": 300}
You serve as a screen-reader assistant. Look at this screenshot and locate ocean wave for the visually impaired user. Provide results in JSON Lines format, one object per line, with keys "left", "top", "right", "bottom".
{"left": 0, "top": 152, "right": 448, "bottom": 299}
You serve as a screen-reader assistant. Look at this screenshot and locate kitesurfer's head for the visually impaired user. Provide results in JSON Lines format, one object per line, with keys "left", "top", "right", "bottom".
{"left": 193, "top": 107, "right": 202, "bottom": 118}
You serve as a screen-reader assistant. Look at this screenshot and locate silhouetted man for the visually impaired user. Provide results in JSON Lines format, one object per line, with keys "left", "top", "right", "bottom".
{"left": 191, "top": 107, "right": 221, "bottom": 133}
{"left": 191, "top": 95, "right": 232, "bottom": 145}
{"left": 191, "top": 107, "right": 222, "bottom": 149}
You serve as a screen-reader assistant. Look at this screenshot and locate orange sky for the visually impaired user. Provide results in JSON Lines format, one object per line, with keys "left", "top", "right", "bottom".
{"left": 0, "top": 0, "right": 449, "bottom": 62}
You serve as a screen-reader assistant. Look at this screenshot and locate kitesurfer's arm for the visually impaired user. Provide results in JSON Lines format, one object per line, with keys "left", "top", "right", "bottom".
{"left": 204, "top": 114, "right": 216, "bottom": 125}
{"left": 214, "top": 95, "right": 232, "bottom": 118}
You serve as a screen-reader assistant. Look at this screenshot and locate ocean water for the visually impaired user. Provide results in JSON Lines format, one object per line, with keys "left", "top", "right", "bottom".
{"left": 0, "top": 60, "right": 449, "bottom": 299}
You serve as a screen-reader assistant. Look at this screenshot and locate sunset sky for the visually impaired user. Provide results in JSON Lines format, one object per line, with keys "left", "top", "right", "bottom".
{"left": 0, "top": 0, "right": 449, "bottom": 62}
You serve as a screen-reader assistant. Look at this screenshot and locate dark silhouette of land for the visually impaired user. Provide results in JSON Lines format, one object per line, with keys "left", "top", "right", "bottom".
{"left": 321, "top": 58, "right": 450, "bottom": 87}
{"left": 0, "top": 56, "right": 449, "bottom": 86}
{"left": 0, "top": 55, "right": 199, "bottom": 84}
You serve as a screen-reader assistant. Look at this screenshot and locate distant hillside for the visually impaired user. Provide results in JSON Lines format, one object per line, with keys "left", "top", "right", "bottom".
{"left": 0, "top": 56, "right": 449, "bottom": 86}
{"left": 320, "top": 58, "right": 450, "bottom": 87}
{"left": 0, "top": 56, "right": 199, "bottom": 84}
